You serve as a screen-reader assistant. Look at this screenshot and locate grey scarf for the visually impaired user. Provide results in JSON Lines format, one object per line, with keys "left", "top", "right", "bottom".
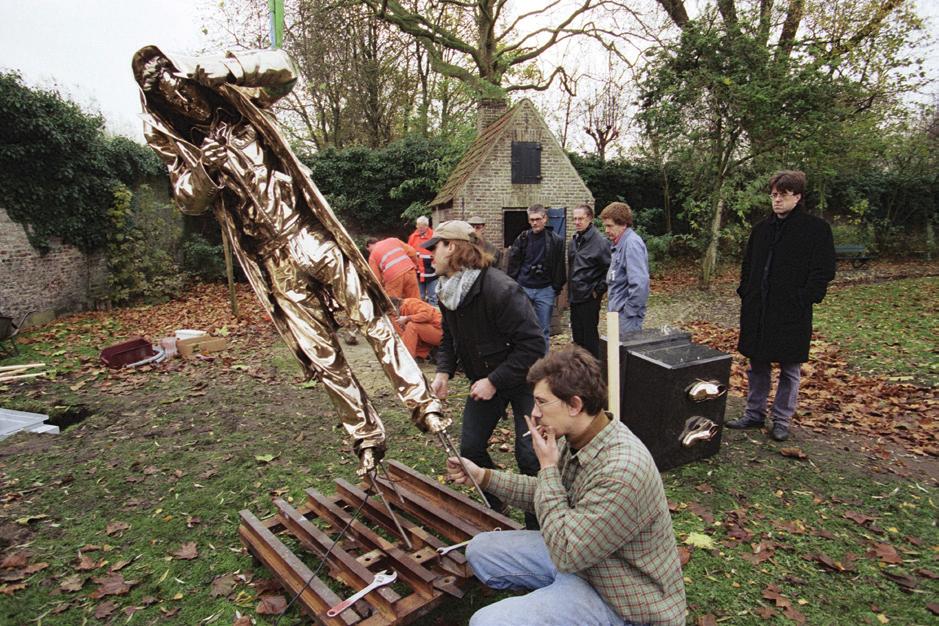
{"left": 436, "top": 269, "right": 481, "bottom": 310}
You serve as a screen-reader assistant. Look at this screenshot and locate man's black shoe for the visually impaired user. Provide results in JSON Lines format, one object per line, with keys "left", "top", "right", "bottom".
{"left": 725, "top": 416, "right": 764, "bottom": 429}
{"left": 770, "top": 423, "right": 789, "bottom": 442}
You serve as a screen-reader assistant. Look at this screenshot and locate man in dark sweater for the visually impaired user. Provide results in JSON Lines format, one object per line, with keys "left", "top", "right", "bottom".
{"left": 727, "top": 170, "right": 836, "bottom": 442}
{"left": 507, "top": 204, "right": 566, "bottom": 352}
{"left": 425, "top": 221, "right": 544, "bottom": 528}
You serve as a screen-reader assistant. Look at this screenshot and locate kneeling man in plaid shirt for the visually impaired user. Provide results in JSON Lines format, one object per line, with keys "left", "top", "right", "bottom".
{"left": 447, "top": 346, "right": 686, "bottom": 625}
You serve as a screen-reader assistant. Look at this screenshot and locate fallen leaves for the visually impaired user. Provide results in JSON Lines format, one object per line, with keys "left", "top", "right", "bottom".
{"left": 0, "top": 552, "right": 28, "bottom": 569}
{"left": 105, "top": 520, "right": 130, "bottom": 536}
{"left": 779, "top": 447, "right": 808, "bottom": 460}
{"left": 59, "top": 574, "right": 84, "bottom": 592}
{"left": 869, "top": 543, "right": 903, "bottom": 565}
{"left": 804, "top": 551, "right": 858, "bottom": 573}
{"left": 256, "top": 593, "right": 287, "bottom": 615}
{"left": 684, "top": 532, "right": 715, "bottom": 550}
{"left": 687, "top": 320, "right": 938, "bottom": 458}
{"left": 94, "top": 600, "right": 118, "bottom": 619}
{"left": 210, "top": 573, "right": 237, "bottom": 597}
{"left": 170, "top": 542, "right": 199, "bottom": 560}
{"left": 89, "top": 573, "right": 136, "bottom": 599}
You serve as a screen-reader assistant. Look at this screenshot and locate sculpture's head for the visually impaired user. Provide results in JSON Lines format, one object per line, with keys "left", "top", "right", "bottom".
{"left": 132, "top": 46, "right": 216, "bottom": 124}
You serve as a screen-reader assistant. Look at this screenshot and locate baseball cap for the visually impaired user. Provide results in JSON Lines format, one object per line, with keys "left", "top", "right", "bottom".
{"left": 420, "top": 220, "right": 475, "bottom": 249}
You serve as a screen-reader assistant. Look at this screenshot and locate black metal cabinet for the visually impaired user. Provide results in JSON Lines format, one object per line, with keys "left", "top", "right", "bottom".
{"left": 601, "top": 330, "right": 731, "bottom": 471}
{"left": 623, "top": 344, "right": 731, "bottom": 471}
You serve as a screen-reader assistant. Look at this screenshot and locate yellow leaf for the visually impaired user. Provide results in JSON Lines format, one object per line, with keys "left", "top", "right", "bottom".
{"left": 684, "top": 532, "right": 715, "bottom": 549}
{"left": 877, "top": 614, "right": 889, "bottom": 624}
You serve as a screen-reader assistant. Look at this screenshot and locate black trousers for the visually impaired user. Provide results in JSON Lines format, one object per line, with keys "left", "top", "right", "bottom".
{"left": 459, "top": 383, "right": 540, "bottom": 529}
{"left": 570, "top": 296, "right": 602, "bottom": 360}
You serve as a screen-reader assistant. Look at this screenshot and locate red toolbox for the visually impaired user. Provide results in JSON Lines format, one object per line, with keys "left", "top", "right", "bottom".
{"left": 100, "top": 337, "right": 156, "bottom": 368}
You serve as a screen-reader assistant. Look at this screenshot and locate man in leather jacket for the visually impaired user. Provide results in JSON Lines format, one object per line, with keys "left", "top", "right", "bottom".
{"left": 427, "top": 221, "right": 544, "bottom": 528}
{"left": 567, "top": 204, "right": 611, "bottom": 359}
{"left": 506, "top": 204, "right": 566, "bottom": 352}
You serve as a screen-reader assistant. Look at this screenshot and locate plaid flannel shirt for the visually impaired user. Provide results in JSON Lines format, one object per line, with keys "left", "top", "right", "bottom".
{"left": 485, "top": 418, "right": 686, "bottom": 625}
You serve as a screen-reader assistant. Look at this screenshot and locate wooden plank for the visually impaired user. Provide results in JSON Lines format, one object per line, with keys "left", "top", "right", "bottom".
{"left": 239, "top": 509, "right": 357, "bottom": 625}
{"left": 274, "top": 498, "right": 400, "bottom": 622}
{"left": 385, "top": 460, "right": 521, "bottom": 531}
{"left": 305, "top": 488, "right": 443, "bottom": 600}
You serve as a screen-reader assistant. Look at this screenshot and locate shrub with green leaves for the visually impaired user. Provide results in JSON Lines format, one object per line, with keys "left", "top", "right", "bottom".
{"left": 181, "top": 235, "right": 227, "bottom": 282}
{"left": 106, "top": 184, "right": 184, "bottom": 304}
{"left": 0, "top": 71, "right": 163, "bottom": 252}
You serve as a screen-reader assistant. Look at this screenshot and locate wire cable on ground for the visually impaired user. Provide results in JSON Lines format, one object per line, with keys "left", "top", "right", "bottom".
{"left": 271, "top": 491, "right": 371, "bottom": 626}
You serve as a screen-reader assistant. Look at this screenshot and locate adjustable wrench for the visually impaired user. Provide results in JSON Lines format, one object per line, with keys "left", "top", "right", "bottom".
{"left": 436, "top": 528, "right": 501, "bottom": 557}
{"left": 326, "top": 569, "right": 397, "bottom": 617}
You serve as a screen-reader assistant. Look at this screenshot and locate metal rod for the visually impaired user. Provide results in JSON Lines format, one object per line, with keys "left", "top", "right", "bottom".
{"left": 379, "top": 460, "right": 407, "bottom": 505}
{"left": 367, "top": 471, "right": 413, "bottom": 551}
{"left": 436, "top": 430, "right": 490, "bottom": 508}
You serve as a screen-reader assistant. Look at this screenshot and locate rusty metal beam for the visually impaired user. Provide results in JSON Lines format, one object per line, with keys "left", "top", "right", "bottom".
{"left": 304, "top": 488, "right": 442, "bottom": 600}
{"left": 385, "top": 460, "right": 520, "bottom": 531}
{"left": 371, "top": 475, "right": 482, "bottom": 542}
{"left": 333, "top": 479, "right": 470, "bottom": 579}
{"left": 239, "top": 509, "right": 359, "bottom": 625}
{"left": 274, "top": 498, "right": 401, "bottom": 622}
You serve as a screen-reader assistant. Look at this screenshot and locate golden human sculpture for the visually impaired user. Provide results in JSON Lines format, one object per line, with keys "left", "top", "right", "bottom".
{"left": 131, "top": 46, "right": 450, "bottom": 476}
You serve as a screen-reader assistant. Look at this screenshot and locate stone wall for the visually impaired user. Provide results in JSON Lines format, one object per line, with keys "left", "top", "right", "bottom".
{"left": 0, "top": 206, "right": 108, "bottom": 324}
{"left": 433, "top": 100, "right": 594, "bottom": 253}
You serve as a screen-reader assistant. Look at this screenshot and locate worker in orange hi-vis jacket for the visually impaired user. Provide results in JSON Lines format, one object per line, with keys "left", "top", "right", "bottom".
{"left": 391, "top": 297, "right": 443, "bottom": 359}
{"left": 366, "top": 237, "right": 421, "bottom": 300}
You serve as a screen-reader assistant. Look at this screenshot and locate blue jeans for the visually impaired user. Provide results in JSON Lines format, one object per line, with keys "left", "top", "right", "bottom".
{"left": 744, "top": 360, "right": 801, "bottom": 427}
{"left": 460, "top": 383, "right": 539, "bottom": 529}
{"left": 420, "top": 277, "right": 438, "bottom": 306}
{"left": 466, "top": 530, "right": 633, "bottom": 626}
{"left": 522, "top": 285, "right": 554, "bottom": 352}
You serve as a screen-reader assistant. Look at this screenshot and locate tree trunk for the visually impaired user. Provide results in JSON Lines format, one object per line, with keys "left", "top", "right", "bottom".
{"left": 222, "top": 228, "right": 239, "bottom": 318}
{"left": 701, "top": 194, "right": 725, "bottom": 287}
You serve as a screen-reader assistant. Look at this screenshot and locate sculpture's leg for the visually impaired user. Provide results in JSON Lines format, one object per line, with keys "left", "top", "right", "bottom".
{"left": 267, "top": 260, "right": 387, "bottom": 461}
{"left": 214, "top": 209, "right": 386, "bottom": 469}
{"left": 287, "top": 228, "right": 450, "bottom": 432}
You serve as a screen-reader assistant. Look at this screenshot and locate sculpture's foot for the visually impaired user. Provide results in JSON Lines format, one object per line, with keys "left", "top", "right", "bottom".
{"left": 417, "top": 399, "right": 451, "bottom": 433}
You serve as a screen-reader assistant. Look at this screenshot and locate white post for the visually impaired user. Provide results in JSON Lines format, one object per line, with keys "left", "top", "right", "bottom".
{"left": 606, "top": 311, "right": 620, "bottom": 421}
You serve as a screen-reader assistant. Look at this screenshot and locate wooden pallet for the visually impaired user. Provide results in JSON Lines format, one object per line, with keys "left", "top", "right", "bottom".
{"left": 239, "top": 460, "right": 520, "bottom": 625}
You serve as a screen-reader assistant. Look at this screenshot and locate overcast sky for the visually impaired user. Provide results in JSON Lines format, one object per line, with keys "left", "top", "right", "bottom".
{"left": 1, "top": 1, "right": 936, "bottom": 143}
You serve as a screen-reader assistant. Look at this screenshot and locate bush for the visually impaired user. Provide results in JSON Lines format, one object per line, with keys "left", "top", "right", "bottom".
{"left": 106, "top": 184, "right": 184, "bottom": 304}
{"left": 181, "top": 235, "right": 227, "bottom": 282}
{"left": 0, "top": 71, "right": 164, "bottom": 252}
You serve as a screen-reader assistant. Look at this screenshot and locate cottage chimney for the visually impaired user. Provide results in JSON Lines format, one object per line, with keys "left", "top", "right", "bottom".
{"left": 477, "top": 98, "right": 509, "bottom": 133}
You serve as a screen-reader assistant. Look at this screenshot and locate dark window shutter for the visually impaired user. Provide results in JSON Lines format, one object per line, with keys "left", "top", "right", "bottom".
{"left": 511, "top": 141, "right": 542, "bottom": 184}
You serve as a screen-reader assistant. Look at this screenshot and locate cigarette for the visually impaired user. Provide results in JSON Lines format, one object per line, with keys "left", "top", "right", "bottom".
{"left": 522, "top": 430, "right": 531, "bottom": 438}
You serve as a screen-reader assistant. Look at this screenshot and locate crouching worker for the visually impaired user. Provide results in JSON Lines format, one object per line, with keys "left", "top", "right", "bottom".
{"left": 391, "top": 296, "right": 442, "bottom": 360}
{"left": 447, "top": 346, "right": 686, "bottom": 626}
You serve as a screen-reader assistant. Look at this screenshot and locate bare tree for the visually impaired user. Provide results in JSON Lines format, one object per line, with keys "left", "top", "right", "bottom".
{"left": 360, "top": 0, "right": 653, "bottom": 100}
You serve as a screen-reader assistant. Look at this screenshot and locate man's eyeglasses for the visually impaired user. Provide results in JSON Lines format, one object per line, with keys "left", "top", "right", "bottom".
{"left": 529, "top": 216, "right": 546, "bottom": 223}
{"left": 534, "top": 396, "right": 562, "bottom": 409}
{"left": 770, "top": 191, "right": 794, "bottom": 199}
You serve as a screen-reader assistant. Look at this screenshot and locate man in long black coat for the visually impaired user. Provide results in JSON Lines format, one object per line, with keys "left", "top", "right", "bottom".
{"left": 727, "top": 170, "right": 836, "bottom": 442}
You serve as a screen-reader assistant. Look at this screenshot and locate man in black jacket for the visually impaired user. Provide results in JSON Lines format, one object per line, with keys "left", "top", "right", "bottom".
{"left": 727, "top": 170, "right": 836, "bottom": 442}
{"left": 507, "top": 204, "right": 566, "bottom": 352}
{"left": 567, "top": 204, "right": 611, "bottom": 359}
{"left": 426, "top": 221, "right": 544, "bottom": 528}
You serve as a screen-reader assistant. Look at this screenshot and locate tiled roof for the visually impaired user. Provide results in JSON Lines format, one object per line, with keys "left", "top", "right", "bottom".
{"left": 429, "top": 101, "right": 523, "bottom": 207}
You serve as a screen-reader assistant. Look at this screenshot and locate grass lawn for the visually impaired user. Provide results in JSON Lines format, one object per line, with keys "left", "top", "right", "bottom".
{"left": 814, "top": 276, "right": 939, "bottom": 387}
{"left": 0, "top": 277, "right": 936, "bottom": 625}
